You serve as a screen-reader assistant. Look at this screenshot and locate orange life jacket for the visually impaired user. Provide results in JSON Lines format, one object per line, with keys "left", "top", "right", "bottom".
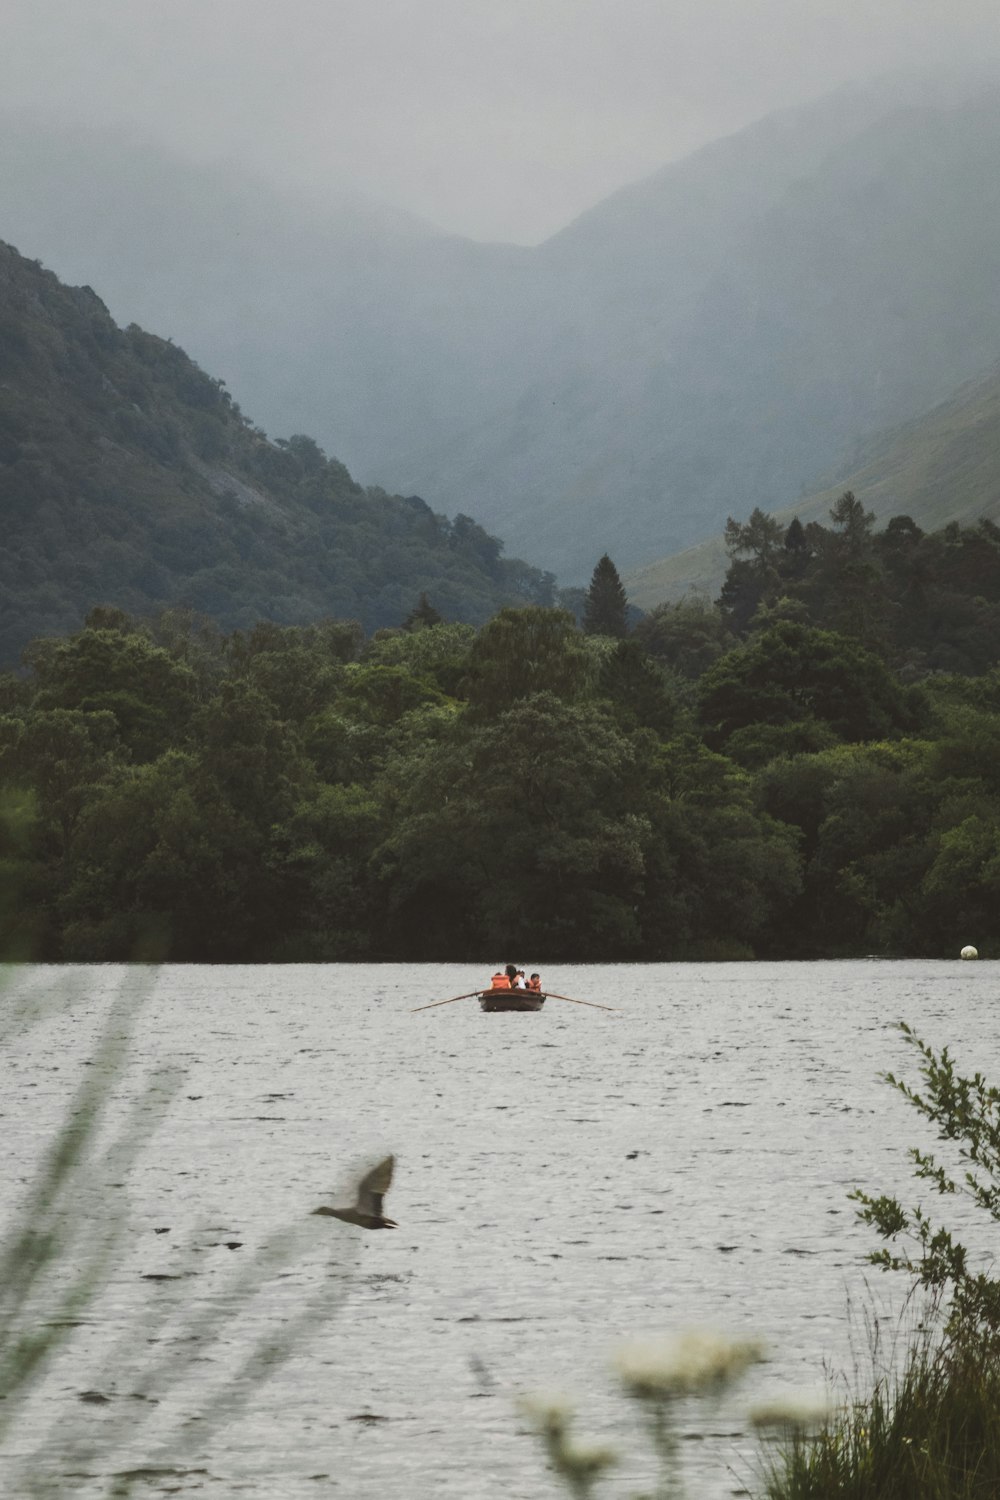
{"left": 491, "top": 973, "right": 510, "bottom": 990}
{"left": 527, "top": 976, "right": 541, "bottom": 992}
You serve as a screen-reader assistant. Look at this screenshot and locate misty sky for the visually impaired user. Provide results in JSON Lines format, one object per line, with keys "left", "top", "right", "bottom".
{"left": 6, "top": 0, "right": 1000, "bottom": 242}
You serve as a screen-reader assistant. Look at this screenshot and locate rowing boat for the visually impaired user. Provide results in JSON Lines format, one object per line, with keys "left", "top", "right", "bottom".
{"left": 478, "top": 990, "right": 546, "bottom": 1013}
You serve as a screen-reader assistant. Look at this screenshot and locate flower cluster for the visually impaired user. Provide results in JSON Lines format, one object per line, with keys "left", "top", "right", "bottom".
{"left": 613, "top": 1328, "right": 765, "bottom": 1400}
{"left": 749, "top": 1390, "right": 834, "bottom": 1434}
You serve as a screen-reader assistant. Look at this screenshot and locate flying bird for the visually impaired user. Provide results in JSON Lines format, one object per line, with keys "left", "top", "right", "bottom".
{"left": 311, "top": 1156, "right": 397, "bottom": 1229}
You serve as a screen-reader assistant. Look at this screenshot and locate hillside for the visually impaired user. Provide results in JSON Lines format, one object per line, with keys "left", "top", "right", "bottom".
{"left": 626, "top": 362, "right": 1000, "bottom": 608}
{"left": 0, "top": 241, "right": 555, "bottom": 665}
{"left": 0, "top": 115, "right": 529, "bottom": 487}
{"left": 3, "top": 76, "right": 999, "bottom": 580}
{"left": 397, "top": 83, "right": 1000, "bottom": 578}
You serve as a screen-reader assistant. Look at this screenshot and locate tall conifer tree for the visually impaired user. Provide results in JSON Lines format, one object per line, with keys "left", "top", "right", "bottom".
{"left": 583, "top": 554, "right": 629, "bottom": 637}
{"left": 402, "top": 592, "right": 442, "bottom": 631}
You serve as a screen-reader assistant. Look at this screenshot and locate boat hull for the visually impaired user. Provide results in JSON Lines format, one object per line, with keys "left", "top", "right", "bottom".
{"left": 478, "top": 991, "right": 546, "bottom": 1013}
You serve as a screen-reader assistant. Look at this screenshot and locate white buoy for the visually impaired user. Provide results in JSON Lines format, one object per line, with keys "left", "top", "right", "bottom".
{"left": 961, "top": 945, "right": 978, "bottom": 960}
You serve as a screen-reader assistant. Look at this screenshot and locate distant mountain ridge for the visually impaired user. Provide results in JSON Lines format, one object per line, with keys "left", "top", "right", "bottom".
{"left": 0, "top": 240, "right": 554, "bottom": 665}
{"left": 457, "top": 82, "right": 1000, "bottom": 574}
{"left": 3, "top": 75, "right": 1000, "bottom": 578}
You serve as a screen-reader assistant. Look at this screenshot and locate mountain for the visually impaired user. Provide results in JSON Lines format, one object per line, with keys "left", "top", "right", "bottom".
{"left": 0, "top": 115, "right": 529, "bottom": 487}
{"left": 0, "top": 240, "right": 555, "bottom": 666}
{"left": 626, "top": 361, "right": 1000, "bottom": 609}
{"left": 390, "top": 81, "right": 1000, "bottom": 578}
{"left": 4, "top": 76, "right": 1000, "bottom": 579}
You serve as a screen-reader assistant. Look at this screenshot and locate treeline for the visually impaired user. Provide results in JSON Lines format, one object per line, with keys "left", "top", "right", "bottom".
{"left": 717, "top": 493, "right": 1000, "bottom": 675}
{"left": 3, "top": 511, "right": 1000, "bottom": 962}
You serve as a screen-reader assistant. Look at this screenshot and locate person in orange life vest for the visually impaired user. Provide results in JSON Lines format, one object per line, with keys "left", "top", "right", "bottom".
{"left": 527, "top": 973, "right": 542, "bottom": 993}
{"left": 490, "top": 970, "right": 511, "bottom": 990}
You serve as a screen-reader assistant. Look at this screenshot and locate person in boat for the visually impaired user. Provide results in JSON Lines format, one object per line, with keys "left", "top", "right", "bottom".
{"left": 528, "top": 973, "right": 542, "bottom": 993}
{"left": 505, "top": 963, "right": 518, "bottom": 984}
{"left": 513, "top": 970, "right": 528, "bottom": 990}
{"left": 490, "top": 969, "right": 511, "bottom": 990}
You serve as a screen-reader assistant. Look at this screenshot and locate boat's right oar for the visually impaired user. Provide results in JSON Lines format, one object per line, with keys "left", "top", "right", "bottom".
{"left": 545, "top": 992, "right": 618, "bottom": 1012}
{"left": 410, "top": 991, "right": 481, "bottom": 1013}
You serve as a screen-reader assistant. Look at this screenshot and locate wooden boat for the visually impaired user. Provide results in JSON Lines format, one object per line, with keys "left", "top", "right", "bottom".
{"left": 478, "top": 989, "right": 546, "bottom": 1013}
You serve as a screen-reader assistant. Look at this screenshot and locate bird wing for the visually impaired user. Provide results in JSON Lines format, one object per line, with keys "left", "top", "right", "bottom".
{"left": 355, "top": 1155, "right": 395, "bottom": 1217}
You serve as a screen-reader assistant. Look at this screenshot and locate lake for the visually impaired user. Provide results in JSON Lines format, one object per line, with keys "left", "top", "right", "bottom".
{"left": 2, "top": 960, "right": 997, "bottom": 1498}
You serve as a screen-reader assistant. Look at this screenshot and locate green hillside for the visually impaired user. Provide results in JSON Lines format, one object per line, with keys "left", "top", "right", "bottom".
{"left": 628, "top": 362, "right": 1000, "bottom": 609}
{"left": 0, "top": 241, "right": 557, "bottom": 665}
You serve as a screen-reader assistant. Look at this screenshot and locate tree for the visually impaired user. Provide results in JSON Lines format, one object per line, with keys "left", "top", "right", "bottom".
{"left": 917, "top": 809, "right": 1000, "bottom": 953}
{"left": 791, "top": 492, "right": 887, "bottom": 646}
{"left": 402, "top": 592, "right": 442, "bottom": 631}
{"left": 29, "top": 627, "right": 198, "bottom": 762}
{"left": 265, "top": 783, "right": 384, "bottom": 959}
{"left": 0, "top": 708, "right": 123, "bottom": 861}
{"left": 59, "top": 750, "right": 282, "bottom": 960}
{"left": 718, "top": 511, "right": 787, "bottom": 636}
{"left": 632, "top": 736, "right": 802, "bottom": 958}
{"left": 717, "top": 558, "right": 770, "bottom": 638}
{"left": 633, "top": 597, "right": 733, "bottom": 680}
{"left": 781, "top": 516, "right": 812, "bottom": 583}
{"left": 339, "top": 664, "right": 446, "bottom": 728}
{"left": 853, "top": 1025, "right": 1000, "bottom": 1337}
{"left": 598, "top": 640, "right": 678, "bottom": 737}
{"left": 829, "top": 490, "right": 875, "bottom": 554}
{"left": 698, "top": 621, "right": 926, "bottom": 753}
{"left": 448, "top": 513, "right": 502, "bottom": 572}
{"left": 583, "top": 555, "right": 629, "bottom": 638}
{"left": 783, "top": 516, "right": 808, "bottom": 557}
{"left": 361, "top": 621, "right": 475, "bottom": 698}
{"left": 723, "top": 508, "right": 784, "bottom": 568}
{"left": 802, "top": 741, "right": 934, "bottom": 954}
{"left": 372, "top": 694, "right": 646, "bottom": 957}
{"left": 462, "top": 607, "right": 591, "bottom": 719}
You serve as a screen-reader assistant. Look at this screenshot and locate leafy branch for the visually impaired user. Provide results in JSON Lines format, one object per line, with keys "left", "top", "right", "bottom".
{"left": 851, "top": 1022, "right": 1000, "bottom": 1335}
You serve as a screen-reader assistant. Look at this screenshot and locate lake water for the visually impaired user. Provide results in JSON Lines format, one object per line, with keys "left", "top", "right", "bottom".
{"left": 2, "top": 961, "right": 998, "bottom": 1499}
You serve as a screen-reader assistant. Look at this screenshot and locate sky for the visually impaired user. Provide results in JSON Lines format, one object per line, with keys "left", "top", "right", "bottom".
{"left": 5, "top": 0, "right": 1000, "bottom": 243}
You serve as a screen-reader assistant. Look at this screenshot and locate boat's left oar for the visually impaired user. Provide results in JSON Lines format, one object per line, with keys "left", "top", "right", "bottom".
{"left": 544, "top": 992, "right": 618, "bottom": 1012}
{"left": 410, "top": 991, "right": 481, "bottom": 1013}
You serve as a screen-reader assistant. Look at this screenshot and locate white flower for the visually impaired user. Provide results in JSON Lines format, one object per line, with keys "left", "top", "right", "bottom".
{"left": 561, "top": 1439, "right": 617, "bottom": 1476}
{"left": 613, "top": 1329, "right": 765, "bottom": 1398}
{"left": 518, "top": 1392, "right": 575, "bottom": 1429}
{"left": 749, "top": 1390, "right": 834, "bottom": 1433}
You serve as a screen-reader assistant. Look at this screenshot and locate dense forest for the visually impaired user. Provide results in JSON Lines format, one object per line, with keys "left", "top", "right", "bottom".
{"left": 0, "top": 240, "right": 558, "bottom": 664}
{"left": 3, "top": 499, "right": 1000, "bottom": 963}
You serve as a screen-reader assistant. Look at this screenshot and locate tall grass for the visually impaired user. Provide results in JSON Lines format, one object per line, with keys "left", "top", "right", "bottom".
{"left": 759, "top": 1019, "right": 1000, "bottom": 1500}
{"left": 757, "top": 1319, "right": 1000, "bottom": 1500}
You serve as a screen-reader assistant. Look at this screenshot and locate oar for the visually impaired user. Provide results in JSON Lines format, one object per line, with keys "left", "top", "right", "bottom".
{"left": 410, "top": 990, "right": 481, "bottom": 1013}
{"left": 544, "top": 991, "right": 618, "bottom": 1012}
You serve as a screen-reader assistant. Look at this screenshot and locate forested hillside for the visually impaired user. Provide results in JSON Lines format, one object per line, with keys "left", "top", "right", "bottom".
{"left": 5, "top": 77, "right": 1000, "bottom": 577}
{"left": 0, "top": 241, "right": 555, "bottom": 664}
{"left": 3, "top": 503, "right": 1000, "bottom": 964}
{"left": 628, "top": 361, "right": 1000, "bottom": 608}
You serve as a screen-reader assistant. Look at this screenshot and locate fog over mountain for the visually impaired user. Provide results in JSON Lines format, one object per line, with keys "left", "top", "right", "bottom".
{"left": 4, "top": 73, "right": 1000, "bottom": 579}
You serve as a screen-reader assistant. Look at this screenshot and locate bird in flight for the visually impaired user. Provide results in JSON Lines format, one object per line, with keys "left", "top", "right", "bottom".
{"left": 311, "top": 1156, "right": 397, "bottom": 1229}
